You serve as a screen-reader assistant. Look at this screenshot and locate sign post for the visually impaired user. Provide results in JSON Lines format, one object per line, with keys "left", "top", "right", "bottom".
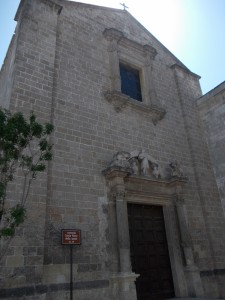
{"left": 61, "top": 229, "right": 81, "bottom": 300}
{"left": 70, "top": 244, "right": 73, "bottom": 300}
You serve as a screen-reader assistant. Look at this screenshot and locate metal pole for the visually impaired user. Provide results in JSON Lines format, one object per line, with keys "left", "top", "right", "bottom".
{"left": 70, "top": 244, "right": 73, "bottom": 300}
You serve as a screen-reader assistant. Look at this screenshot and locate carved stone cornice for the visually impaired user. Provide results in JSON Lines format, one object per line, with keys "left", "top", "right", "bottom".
{"left": 127, "top": 175, "right": 188, "bottom": 185}
{"left": 104, "top": 91, "right": 128, "bottom": 112}
{"left": 126, "top": 189, "right": 173, "bottom": 206}
{"left": 171, "top": 64, "right": 201, "bottom": 79}
{"left": 143, "top": 44, "right": 157, "bottom": 60}
{"left": 15, "top": 0, "right": 62, "bottom": 21}
{"left": 104, "top": 91, "right": 166, "bottom": 124}
{"left": 102, "top": 166, "right": 132, "bottom": 180}
{"left": 119, "top": 37, "right": 145, "bottom": 56}
{"left": 103, "top": 28, "right": 157, "bottom": 61}
{"left": 124, "top": 175, "right": 188, "bottom": 206}
{"left": 103, "top": 28, "right": 124, "bottom": 42}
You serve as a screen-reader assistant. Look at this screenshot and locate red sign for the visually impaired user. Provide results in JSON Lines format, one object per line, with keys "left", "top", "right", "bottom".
{"left": 61, "top": 229, "right": 81, "bottom": 245}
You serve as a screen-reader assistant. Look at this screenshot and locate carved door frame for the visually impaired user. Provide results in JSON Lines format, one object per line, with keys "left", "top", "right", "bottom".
{"left": 124, "top": 175, "right": 188, "bottom": 298}
{"left": 104, "top": 168, "right": 204, "bottom": 299}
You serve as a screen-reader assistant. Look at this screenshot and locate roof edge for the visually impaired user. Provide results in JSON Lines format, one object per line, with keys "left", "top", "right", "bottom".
{"left": 171, "top": 63, "right": 201, "bottom": 79}
{"left": 123, "top": 10, "right": 191, "bottom": 72}
{"left": 15, "top": 0, "right": 197, "bottom": 77}
{"left": 198, "top": 80, "right": 225, "bottom": 103}
{"left": 64, "top": 0, "right": 122, "bottom": 12}
{"left": 15, "top": 0, "right": 63, "bottom": 21}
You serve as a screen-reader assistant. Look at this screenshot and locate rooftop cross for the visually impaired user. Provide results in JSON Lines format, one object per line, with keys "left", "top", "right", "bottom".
{"left": 120, "top": 2, "right": 128, "bottom": 10}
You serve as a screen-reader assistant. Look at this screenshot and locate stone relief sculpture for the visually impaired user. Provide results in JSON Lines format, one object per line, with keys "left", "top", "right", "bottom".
{"left": 130, "top": 158, "right": 139, "bottom": 175}
{"left": 104, "top": 150, "right": 187, "bottom": 180}
{"left": 152, "top": 163, "right": 161, "bottom": 179}
{"left": 169, "top": 161, "right": 187, "bottom": 179}
{"left": 138, "top": 150, "right": 150, "bottom": 176}
{"left": 130, "top": 150, "right": 162, "bottom": 178}
{"left": 105, "top": 149, "right": 162, "bottom": 178}
{"left": 108, "top": 151, "right": 131, "bottom": 169}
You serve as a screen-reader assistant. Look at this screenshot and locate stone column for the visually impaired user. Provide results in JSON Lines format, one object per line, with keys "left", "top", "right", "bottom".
{"left": 108, "top": 193, "right": 119, "bottom": 273}
{"left": 175, "top": 186, "right": 204, "bottom": 297}
{"left": 114, "top": 185, "right": 131, "bottom": 273}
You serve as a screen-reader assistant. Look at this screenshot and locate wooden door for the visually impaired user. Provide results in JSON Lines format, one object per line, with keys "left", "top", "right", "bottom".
{"left": 128, "top": 203, "right": 175, "bottom": 300}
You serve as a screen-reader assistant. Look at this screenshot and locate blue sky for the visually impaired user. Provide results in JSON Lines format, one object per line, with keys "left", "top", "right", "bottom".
{"left": 0, "top": 0, "right": 224, "bottom": 95}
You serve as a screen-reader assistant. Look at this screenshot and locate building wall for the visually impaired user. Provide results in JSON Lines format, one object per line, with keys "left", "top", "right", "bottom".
{"left": 197, "top": 82, "right": 225, "bottom": 213}
{"left": 0, "top": 0, "right": 63, "bottom": 297}
{"left": 0, "top": 32, "right": 17, "bottom": 109}
{"left": 1, "top": 0, "right": 225, "bottom": 299}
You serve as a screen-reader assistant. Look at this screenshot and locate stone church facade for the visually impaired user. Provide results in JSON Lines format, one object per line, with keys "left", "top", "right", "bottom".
{"left": 1, "top": 0, "right": 225, "bottom": 299}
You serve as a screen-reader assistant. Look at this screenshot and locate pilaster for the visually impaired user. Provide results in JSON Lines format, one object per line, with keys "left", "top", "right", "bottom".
{"left": 143, "top": 44, "right": 158, "bottom": 106}
{"left": 174, "top": 186, "right": 204, "bottom": 297}
{"left": 103, "top": 28, "right": 123, "bottom": 91}
{"left": 104, "top": 168, "right": 138, "bottom": 300}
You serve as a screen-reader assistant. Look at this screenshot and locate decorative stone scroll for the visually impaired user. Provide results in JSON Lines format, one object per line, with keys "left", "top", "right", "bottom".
{"left": 103, "top": 28, "right": 124, "bottom": 43}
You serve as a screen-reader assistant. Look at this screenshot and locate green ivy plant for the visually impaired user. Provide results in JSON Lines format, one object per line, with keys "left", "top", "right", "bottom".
{"left": 0, "top": 108, "right": 53, "bottom": 239}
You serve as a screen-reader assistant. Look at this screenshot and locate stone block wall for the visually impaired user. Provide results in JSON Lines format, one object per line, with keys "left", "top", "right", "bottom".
{"left": 0, "top": 32, "right": 17, "bottom": 109}
{"left": 0, "top": 0, "right": 62, "bottom": 296}
{"left": 197, "top": 82, "right": 225, "bottom": 213}
{"left": 1, "top": 0, "right": 225, "bottom": 299}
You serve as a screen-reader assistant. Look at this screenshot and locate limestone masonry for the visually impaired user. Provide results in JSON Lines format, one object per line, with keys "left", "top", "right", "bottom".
{"left": 197, "top": 82, "right": 225, "bottom": 214}
{"left": 0, "top": 0, "right": 225, "bottom": 299}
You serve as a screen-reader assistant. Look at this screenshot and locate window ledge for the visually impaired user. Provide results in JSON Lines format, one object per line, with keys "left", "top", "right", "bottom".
{"left": 104, "top": 91, "right": 166, "bottom": 124}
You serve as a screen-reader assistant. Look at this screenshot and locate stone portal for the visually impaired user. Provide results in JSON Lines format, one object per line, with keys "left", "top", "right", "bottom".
{"left": 103, "top": 150, "right": 204, "bottom": 299}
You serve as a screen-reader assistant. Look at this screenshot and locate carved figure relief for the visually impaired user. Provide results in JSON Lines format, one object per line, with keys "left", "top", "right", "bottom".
{"left": 130, "top": 158, "right": 139, "bottom": 175}
{"left": 105, "top": 149, "right": 162, "bottom": 178}
{"left": 130, "top": 150, "right": 162, "bottom": 178}
{"left": 152, "top": 163, "right": 161, "bottom": 179}
{"left": 104, "top": 150, "right": 187, "bottom": 181}
{"left": 108, "top": 151, "right": 131, "bottom": 169}
{"left": 138, "top": 150, "right": 150, "bottom": 176}
{"left": 169, "top": 161, "right": 187, "bottom": 179}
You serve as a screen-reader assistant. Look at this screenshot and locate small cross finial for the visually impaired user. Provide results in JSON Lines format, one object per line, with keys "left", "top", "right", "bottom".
{"left": 120, "top": 2, "right": 128, "bottom": 10}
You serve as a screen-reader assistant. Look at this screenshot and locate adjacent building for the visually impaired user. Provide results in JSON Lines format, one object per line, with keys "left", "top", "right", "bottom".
{"left": 197, "top": 81, "right": 225, "bottom": 214}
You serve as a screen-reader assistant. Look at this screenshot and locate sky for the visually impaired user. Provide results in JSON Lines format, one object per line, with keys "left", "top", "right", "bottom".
{"left": 0, "top": 0, "right": 224, "bottom": 95}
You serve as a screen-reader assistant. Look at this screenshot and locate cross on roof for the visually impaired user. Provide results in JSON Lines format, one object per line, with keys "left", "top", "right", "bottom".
{"left": 120, "top": 2, "right": 128, "bottom": 10}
